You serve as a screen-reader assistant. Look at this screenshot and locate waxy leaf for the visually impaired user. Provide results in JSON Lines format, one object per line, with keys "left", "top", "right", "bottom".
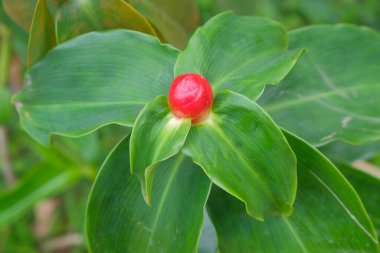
{"left": 260, "top": 25, "right": 380, "bottom": 146}
{"left": 56, "top": 0, "right": 160, "bottom": 43}
{"left": 13, "top": 30, "right": 179, "bottom": 145}
{"left": 28, "top": 0, "right": 56, "bottom": 66}
{"left": 0, "top": 162, "right": 80, "bottom": 226}
{"left": 175, "top": 12, "right": 303, "bottom": 100}
{"left": 130, "top": 96, "right": 191, "bottom": 204}
{"left": 183, "top": 91, "right": 297, "bottom": 220}
{"left": 207, "top": 132, "right": 379, "bottom": 253}
{"left": 86, "top": 136, "right": 212, "bottom": 253}
{"left": 339, "top": 164, "right": 380, "bottom": 237}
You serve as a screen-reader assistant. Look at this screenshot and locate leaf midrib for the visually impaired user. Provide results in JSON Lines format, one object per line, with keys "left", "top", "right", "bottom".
{"left": 207, "top": 118, "right": 280, "bottom": 211}
{"left": 264, "top": 83, "right": 378, "bottom": 113}
{"left": 145, "top": 154, "right": 185, "bottom": 253}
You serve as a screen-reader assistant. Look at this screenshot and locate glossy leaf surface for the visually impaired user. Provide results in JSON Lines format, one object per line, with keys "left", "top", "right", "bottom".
{"left": 339, "top": 164, "right": 380, "bottom": 237}
{"left": 56, "top": 0, "right": 159, "bottom": 43}
{"left": 260, "top": 25, "right": 380, "bottom": 146}
{"left": 175, "top": 12, "right": 302, "bottom": 100}
{"left": 130, "top": 96, "right": 191, "bottom": 204}
{"left": 207, "top": 132, "right": 379, "bottom": 252}
{"left": 13, "top": 30, "right": 179, "bottom": 145}
{"left": 0, "top": 162, "right": 80, "bottom": 226}
{"left": 183, "top": 91, "right": 297, "bottom": 220}
{"left": 129, "top": 0, "right": 200, "bottom": 49}
{"left": 28, "top": 0, "right": 56, "bottom": 66}
{"left": 86, "top": 136, "right": 211, "bottom": 253}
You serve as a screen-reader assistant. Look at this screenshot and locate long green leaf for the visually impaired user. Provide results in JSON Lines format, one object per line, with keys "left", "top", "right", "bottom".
{"left": 86, "top": 136, "right": 212, "bottom": 253}
{"left": 56, "top": 0, "right": 160, "bottom": 43}
{"left": 27, "top": 0, "right": 56, "bottom": 66}
{"left": 260, "top": 25, "right": 380, "bottom": 146}
{"left": 13, "top": 30, "right": 179, "bottom": 146}
{"left": 175, "top": 12, "right": 303, "bottom": 101}
{"left": 0, "top": 162, "right": 80, "bottom": 227}
{"left": 183, "top": 91, "right": 297, "bottom": 220}
{"left": 130, "top": 96, "right": 191, "bottom": 204}
{"left": 207, "top": 132, "right": 379, "bottom": 252}
{"left": 338, "top": 163, "right": 380, "bottom": 237}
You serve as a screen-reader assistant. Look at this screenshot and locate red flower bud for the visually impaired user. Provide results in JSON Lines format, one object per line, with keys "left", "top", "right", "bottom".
{"left": 169, "top": 73, "right": 213, "bottom": 124}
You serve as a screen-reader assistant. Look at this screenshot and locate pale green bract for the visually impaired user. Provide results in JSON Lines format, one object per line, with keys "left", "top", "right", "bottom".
{"left": 130, "top": 96, "right": 191, "bottom": 204}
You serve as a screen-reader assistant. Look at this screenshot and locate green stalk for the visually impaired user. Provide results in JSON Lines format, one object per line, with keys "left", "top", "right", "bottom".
{"left": 0, "top": 23, "right": 14, "bottom": 186}
{"left": 0, "top": 23, "right": 11, "bottom": 86}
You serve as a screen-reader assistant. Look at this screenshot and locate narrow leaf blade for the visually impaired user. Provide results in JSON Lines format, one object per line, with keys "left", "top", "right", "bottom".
{"left": 28, "top": 0, "right": 57, "bottom": 66}
{"left": 0, "top": 163, "right": 80, "bottom": 227}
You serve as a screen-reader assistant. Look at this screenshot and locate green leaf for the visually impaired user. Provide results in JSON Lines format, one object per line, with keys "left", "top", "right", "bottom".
{"left": 0, "top": 87, "right": 11, "bottom": 123}
{"left": 13, "top": 30, "right": 179, "bottom": 146}
{"left": 338, "top": 163, "right": 380, "bottom": 237}
{"left": 206, "top": 132, "right": 379, "bottom": 253}
{"left": 130, "top": 96, "right": 191, "bottom": 204}
{"left": 0, "top": 162, "right": 80, "bottom": 227}
{"left": 55, "top": 0, "right": 160, "bottom": 44}
{"left": 27, "top": 0, "right": 56, "bottom": 66}
{"left": 175, "top": 12, "right": 303, "bottom": 100}
{"left": 86, "top": 136, "right": 212, "bottom": 253}
{"left": 320, "top": 140, "right": 380, "bottom": 163}
{"left": 129, "top": 0, "right": 200, "bottom": 49}
{"left": 260, "top": 25, "right": 380, "bottom": 146}
{"left": 2, "top": 0, "right": 38, "bottom": 31}
{"left": 183, "top": 91, "right": 297, "bottom": 220}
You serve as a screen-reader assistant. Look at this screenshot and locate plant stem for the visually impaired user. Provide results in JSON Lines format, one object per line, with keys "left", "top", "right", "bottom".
{"left": 0, "top": 23, "right": 15, "bottom": 187}
{"left": 0, "top": 127, "right": 15, "bottom": 186}
{"left": 0, "top": 24, "right": 11, "bottom": 86}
